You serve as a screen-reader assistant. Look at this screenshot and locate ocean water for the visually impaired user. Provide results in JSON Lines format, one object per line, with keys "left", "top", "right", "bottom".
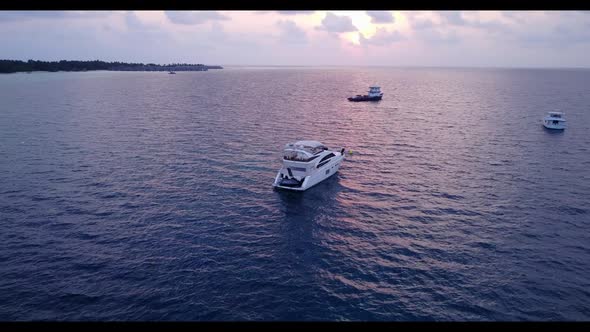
{"left": 0, "top": 67, "right": 589, "bottom": 321}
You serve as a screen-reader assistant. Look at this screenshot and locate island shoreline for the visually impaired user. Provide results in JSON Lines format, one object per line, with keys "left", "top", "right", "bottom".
{"left": 0, "top": 59, "right": 223, "bottom": 74}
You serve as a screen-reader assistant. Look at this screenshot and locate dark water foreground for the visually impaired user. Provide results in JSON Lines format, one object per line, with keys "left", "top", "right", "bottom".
{"left": 0, "top": 68, "right": 589, "bottom": 320}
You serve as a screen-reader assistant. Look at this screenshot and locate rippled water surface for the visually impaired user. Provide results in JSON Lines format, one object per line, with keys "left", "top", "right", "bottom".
{"left": 1, "top": 68, "right": 589, "bottom": 321}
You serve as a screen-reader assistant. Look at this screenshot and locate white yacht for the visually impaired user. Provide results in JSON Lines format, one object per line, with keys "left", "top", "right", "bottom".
{"left": 542, "top": 112, "right": 566, "bottom": 130}
{"left": 273, "top": 140, "right": 345, "bottom": 191}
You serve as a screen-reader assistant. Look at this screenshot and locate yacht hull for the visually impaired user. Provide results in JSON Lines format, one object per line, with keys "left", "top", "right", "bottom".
{"left": 543, "top": 120, "right": 566, "bottom": 130}
{"left": 543, "top": 124, "right": 565, "bottom": 130}
{"left": 273, "top": 155, "right": 344, "bottom": 191}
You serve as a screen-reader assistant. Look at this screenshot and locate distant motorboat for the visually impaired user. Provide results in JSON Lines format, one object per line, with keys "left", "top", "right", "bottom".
{"left": 348, "top": 86, "right": 383, "bottom": 102}
{"left": 273, "top": 140, "right": 345, "bottom": 191}
{"left": 542, "top": 111, "right": 566, "bottom": 130}
{"left": 168, "top": 71, "right": 176, "bottom": 74}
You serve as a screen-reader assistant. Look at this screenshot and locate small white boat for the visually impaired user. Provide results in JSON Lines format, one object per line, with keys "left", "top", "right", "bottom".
{"left": 542, "top": 112, "right": 566, "bottom": 130}
{"left": 273, "top": 140, "right": 345, "bottom": 191}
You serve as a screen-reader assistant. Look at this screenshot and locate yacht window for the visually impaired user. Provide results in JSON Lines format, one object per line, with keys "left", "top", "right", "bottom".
{"left": 311, "top": 146, "right": 327, "bottom": 155}
{"left": 284, "top": 151, "right": 297, "bottom": 160}
{"left": 317, "top": 153, "right": 335, "bottom": 168}
{"left": 291, "top": 167, "right": 306, "bottom": 172}
{"left": 283, "top": 154, "right": 320, "bottom": 162}
{"left": 284, "top": 150, "right": 309, "bottom": 161}
{"left": 319, "top": 153, "right": 335, "bottom": 163}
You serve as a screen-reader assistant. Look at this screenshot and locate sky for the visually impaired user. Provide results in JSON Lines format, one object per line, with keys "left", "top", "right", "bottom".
{"left": 1, "top": 10, "right": 590, "bottom": 67}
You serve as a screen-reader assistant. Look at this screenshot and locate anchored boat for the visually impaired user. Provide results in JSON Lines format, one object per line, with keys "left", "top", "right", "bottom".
{"left": 348, "top": 86, "right": 383, "bottom": 102}
{"left": 273, "top": 140, "right": 345, "bottom": 191}
{"left": 542, "top": 112, "right": 566, "bottom": 130}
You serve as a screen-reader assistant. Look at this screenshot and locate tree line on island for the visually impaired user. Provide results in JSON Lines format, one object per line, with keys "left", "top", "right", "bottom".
{"left": 0, "top": 59, "right": 223, "bottom": 73}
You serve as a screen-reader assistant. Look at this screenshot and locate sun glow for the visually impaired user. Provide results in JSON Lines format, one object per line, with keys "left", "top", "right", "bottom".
{"left": 341, "top": 11, "right": 377, "bottom": 44}
{"left": 346, "top": 32, "right": 361, "bottom": 45}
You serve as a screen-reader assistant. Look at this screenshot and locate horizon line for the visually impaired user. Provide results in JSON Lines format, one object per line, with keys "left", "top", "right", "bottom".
{"left": 4, "top": 59, "right": 590, "bottom": 70}
{"left": 219, "top": 64, "right": 590, "bottom": 69}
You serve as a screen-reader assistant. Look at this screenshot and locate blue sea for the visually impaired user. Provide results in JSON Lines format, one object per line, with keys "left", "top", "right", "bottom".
{"left": 0, "top": 67, "right": 589, "bottom": 321}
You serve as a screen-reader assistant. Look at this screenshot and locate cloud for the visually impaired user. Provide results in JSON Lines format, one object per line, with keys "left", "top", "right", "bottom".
{"left": 316, "top": 12, "right": 357, "bottom": 33}
{"left": 165, "top": 11, "right": 229, "bottom": 25}
{"left": 438, "top": 11, "right": 466, "bottom": 26}
{"left": 517, "top": 24, "right": 590, "bottom": 48}
{"left": 554, "top": 25, "right": 590, "bottom": 44}
{"left": 124, "top": 12, "right": 163, "bottom": 31}
{"left": 488, "top": 12, "right": 590, "bottom": 48}
{"left": 254, "top": 11, "right": 313, "bottom": 15}
{"left": 473, "top": 21, "right": 511, "bottom": 34}
{"left": 125, "top": 11, "right": 144, "bottom": 30}
{"left": 0, "top": 11, "right": 67, "bottom": 22}
{"left": 416, "top": 28, "right": 461, "bottom": 44}
{"left": 0, "top": 11, "right": 112, "bottom": 22}
{"left": 276, "top": 11, "right": 315, "bottom": 15}
{"left": 276, "top": 20, "right": 307, "bottom": 44}
{"left": 406, "top": 12, "right": 436, "bottom": 30}
{"left": 413, "top": 19, "right": 435, "bottom": 30}
{"left": 408, "top": 11, "right": 510, "bottom": 38}
{"left": 501, "top": 11, "right": 528, "bottom": 24}
{"left": 366, "top": 11, "right": 395, "bottom": 24}
{"left": 359, "top": 28, "right": 403, "bottom": 46}
{"left": 1, "top": 10, "right": 589, "bottom": 67}
{"left": 208, "top": 21, "right": 228, "bottom": 42}
{"left": 443, "top": 11, "right": 513, "bottom": 34}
